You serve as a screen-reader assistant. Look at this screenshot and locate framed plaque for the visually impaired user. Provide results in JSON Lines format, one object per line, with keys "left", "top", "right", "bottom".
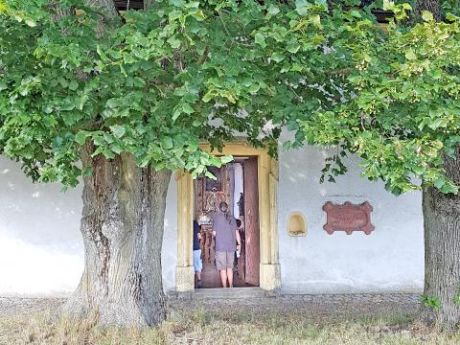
{"left": 323, "top": 201, "right": 374, "bottom": 235}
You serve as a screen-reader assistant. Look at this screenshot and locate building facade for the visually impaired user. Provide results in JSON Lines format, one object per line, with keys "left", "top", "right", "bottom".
{"left": 0, "top": 142, "right": 424, "bottom": 296}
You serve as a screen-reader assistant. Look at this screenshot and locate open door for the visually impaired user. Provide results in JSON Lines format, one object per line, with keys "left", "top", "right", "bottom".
{"left": 243, "top": 157, "right": 260, "bottom": 286}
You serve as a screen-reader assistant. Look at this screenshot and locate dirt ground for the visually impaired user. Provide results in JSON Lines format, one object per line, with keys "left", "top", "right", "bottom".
{"left": 1, "top": 294, "right": 459, "bottom": 345}
{"left": 168, "top": 292, "right": 420, "bottom": 322}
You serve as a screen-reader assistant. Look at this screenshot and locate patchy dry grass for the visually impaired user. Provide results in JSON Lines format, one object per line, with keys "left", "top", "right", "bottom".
{"left": 0, "top": 308, "right": 459, "bottom": 345}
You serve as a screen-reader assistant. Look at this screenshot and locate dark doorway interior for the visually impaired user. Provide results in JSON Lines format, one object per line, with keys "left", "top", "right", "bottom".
{"left": 193, "top": 157, "right": 260, "bottom": 288}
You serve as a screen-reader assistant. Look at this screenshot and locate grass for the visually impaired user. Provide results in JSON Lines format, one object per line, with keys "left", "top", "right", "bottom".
{"left": 1, "top": 308, "right": 459, "bottom": 345}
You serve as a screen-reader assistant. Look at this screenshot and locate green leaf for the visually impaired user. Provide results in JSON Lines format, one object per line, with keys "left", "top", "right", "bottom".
{"left": 434, "top": 178, "right": 445, "bottom": 189}
{"left": 254, "top": 32, "right": 267, "bottom": 48}
{"left": 110, "top": 125, "right": 126, "bottom": 138}
{"left": 421, "top": 11, "right": 434, "bottom": 22}
{"left": 287, "top": 41, "right": 301, "bottom": 54}
{"left": 96, "top": 45, "right": 108, "bottom": 61}
{"left": 271, "top": 52, "right": 285, "bottom": 63}
{"left": 162, "top": 137, "right": 174, "bottom": 149}
{"left": 185, "top": 1, "right": 200, "bottom": 8}
{"left": 295, "top": 0, "right": 309, "bottom": 16}
{"left": 383, "top": 0, "right": 395, "bottom": 11}
{"left": 350, "top": 10, "right": 361, "bottom": 18}
{"left": 402, "top": 3, "right": 412, "bottom": 10}
{"left": 25, "top": 19, "right": 37, "bottom": 27}
{"left": 440, "top": 181, "right": 459, "bottom": 194}
{"left": 311, "top": 14, "right": 321, "bottom": 27}
{"left": 133, "top": 77, "right": 146, "bottom": 88}
{"left": 111, "top": 143, "right": 124, "bottom": 155}
{"left": 220, "top": 155, "right": 234, "bottom": 164}
{"left": 202, "top": 91, "right": 213, "bottom": 103}
{"left": 267, "top": 5, "right": 280, "bottom": 16}
{"left": 182, "top": 103, "right": 194, "bottom": 114}
{"left": 170, "top": 0, "right": 185, "bottom": 7}
{"left": 191, "top": 9, "right": 206, "bottom": 21}
{"left": 69, "top": 80, "right": 78, "bottom": 91}
{"left": 75, "top": 131, "right": 90, "bottom": 145}
{"left": 405, "top": 49, "right": 416, "bottom": 61}
{"left": 172, "top": 108, "right": 182, "bottom": 121}
{"left": 167, "top": 36, "right": 181, "bottom": 49}
{"left": 248, "top": 83, "right": 260, "bottom": 94}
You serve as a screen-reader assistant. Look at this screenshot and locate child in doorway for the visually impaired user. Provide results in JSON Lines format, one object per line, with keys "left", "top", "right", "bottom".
{"left": 193, "top": 220, "right": 203, "bottom": 288}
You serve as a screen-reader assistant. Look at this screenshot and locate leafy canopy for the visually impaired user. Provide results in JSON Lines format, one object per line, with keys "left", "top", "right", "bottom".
{"left": 295, "top": 3, "right": 460, "bottom": 194}
{"left": 0, "top": 0, "right": 287, "bottom": 185}
{"left": 0, "top": 0, "right": 459, "bottom": 195}
{"left": 0, "top": 0, "right": 366, "bottom": 185}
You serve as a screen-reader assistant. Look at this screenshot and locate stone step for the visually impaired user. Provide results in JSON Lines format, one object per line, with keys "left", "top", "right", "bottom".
{"left": 191, "top": 287, "right": 267, "bottom": 299}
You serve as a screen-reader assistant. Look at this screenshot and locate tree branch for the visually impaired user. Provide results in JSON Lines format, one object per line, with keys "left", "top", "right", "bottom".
{"left": 144, "top": 0, "right": 155, "bottom": 10}
{"left": 86, "top": 0, "right": 118, "bottom": 19}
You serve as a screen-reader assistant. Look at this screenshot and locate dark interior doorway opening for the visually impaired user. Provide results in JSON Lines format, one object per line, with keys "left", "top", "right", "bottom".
{"left": 193, "top": 157, "right": 260, "bottom": 288}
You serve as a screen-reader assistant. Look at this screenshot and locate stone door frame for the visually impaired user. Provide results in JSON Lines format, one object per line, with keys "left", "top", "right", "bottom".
{"left": 175, "top": 141, "right": 280, "bottom": 292}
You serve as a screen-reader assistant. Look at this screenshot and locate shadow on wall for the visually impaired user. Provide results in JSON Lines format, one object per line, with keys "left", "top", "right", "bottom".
{"left": 0, "top": 157, "right": 85, "bottom": 295}
{"left": 280, "top": 146, "right": 421, "bottom": 215}
{"left": 0, "top": 157, "right": 84, "bottom": 247}
{"left": 284, "top": 147, "right": 384, "bottom": 197}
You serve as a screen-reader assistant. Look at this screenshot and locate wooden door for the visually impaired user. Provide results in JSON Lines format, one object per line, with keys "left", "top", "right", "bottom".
{"left": 243, "top": 157, "right": 260, "bottom": 286}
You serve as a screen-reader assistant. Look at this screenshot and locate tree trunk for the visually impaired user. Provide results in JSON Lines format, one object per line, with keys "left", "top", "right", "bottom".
{"left": 422, "top": 146, "right": 460, "bottom": 330}
{"left": 415, "top": 0, "right": 460, "bottom": 330}
{"left": 144, "top": 0, "right": 155, "bottom": 10}
{"left": 63, "top": 145, "right": 172, "bottom": 326}
{"left": 86, "top": 0, "right": 119, "bottom": 18}
{"left": 415, "top": 0, "right": 442, "bottom": 21}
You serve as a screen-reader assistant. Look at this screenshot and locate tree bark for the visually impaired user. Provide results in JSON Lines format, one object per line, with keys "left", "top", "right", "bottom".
{"left": 415, "top": 0, "right": 460, "bottom": 330}
{"left": 422, "top": 146, "right": 460, "bottom": 330}
{"left": 61, "top": 0, "right": 171, "bottom": 327}
{"left": 144, "top": 0, "right": 155, "bottom": 10}
{"left": 86, "top": 0, "right": 118, "bottom": 18}
{"left": 415, "top": 0, "right": 442, "bottom": 21}
{"left": 63, "top": 145, "right": 172, "bottom": 326}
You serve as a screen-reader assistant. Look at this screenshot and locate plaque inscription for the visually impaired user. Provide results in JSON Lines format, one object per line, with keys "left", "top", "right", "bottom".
{"left": 322, "top": 201, "right": 374, "bottom": 235}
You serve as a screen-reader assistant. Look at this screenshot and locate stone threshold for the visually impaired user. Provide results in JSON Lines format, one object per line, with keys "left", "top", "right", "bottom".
{"left": 169, "top": 287, "right": 271, "bottom": 300}
{"left": 167, "top": 290, "right": 420, "bottom": 302}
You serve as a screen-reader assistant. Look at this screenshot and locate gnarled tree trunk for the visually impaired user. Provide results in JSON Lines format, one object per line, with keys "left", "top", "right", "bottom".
{"left": 415, "top": 0, "right": 460, "bottom": 330}
{"left": 422, "top": 146, "right": 460, "bottom": 330}
{"left": 64, "top": 145, "right": 172, "bottom": 326}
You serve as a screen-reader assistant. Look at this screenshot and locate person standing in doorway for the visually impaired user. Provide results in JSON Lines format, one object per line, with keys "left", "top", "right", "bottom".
{"left": 193, "top": 220, "right": 203, "bottom": 288}
{"left": 212, "top": 202, "right": 241, "bottom": 288}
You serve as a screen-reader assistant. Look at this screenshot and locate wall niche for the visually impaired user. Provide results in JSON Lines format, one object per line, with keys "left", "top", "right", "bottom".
{"left": 287, "top": 212, "right": 307, "bottom": 237}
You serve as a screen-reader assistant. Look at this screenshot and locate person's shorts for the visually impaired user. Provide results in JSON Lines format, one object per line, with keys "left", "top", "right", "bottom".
{"left": 193, "top": 249, "right": 202, "bottom": 272}
{"left": 215, "top": 250, "right": 234, "bottom": 270}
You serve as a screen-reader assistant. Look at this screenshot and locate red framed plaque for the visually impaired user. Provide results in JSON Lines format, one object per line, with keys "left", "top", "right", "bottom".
{"left": 322, "top": 201, "right": 374, "bottom": 235}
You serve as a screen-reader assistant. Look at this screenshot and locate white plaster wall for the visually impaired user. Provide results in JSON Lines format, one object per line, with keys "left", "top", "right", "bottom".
{"left": 0, "top": 156, "right": 178, "bottom": 296}
{"left": 277, "top": 146, "right": 424, "bottom": 294}
{"left": 1, "top": 144, "right": 424, "bottom": 296}
{"left": 162, "top": 176, "right": 177, "bottom": 294}
{"left": 0, "top": 157, "right": 84, "bottom": 296}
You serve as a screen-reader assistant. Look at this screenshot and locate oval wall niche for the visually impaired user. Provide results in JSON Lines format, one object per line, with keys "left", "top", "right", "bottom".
{"left": 287, "top": 212, "right": 307, "bottom": 237}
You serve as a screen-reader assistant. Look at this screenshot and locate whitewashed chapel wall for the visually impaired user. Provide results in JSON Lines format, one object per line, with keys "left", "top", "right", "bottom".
{"left": 277, "top": 145, "right": 424, "bottom": 294}
{"left": 0, "top": 156, "right": 177, "bottom": 296}
{"left": 0, "top": 143, "right": 424, "bottom": 296}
